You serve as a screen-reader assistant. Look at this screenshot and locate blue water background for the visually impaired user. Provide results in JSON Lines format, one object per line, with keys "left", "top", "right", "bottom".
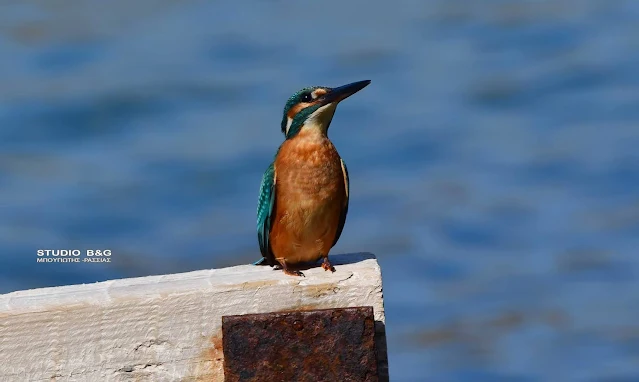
{"left": 1, "top": 1, "right": 639, "bottom": 380}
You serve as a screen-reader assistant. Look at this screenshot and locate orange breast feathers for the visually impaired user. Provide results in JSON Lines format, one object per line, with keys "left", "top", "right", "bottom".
{"left": 269, "top": 133, "right": 347, "bottom": 265}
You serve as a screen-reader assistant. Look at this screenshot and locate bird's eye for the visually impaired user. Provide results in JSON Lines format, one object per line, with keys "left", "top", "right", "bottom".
{"left": 301, "top": 93, "right": 313, "bottom": 102}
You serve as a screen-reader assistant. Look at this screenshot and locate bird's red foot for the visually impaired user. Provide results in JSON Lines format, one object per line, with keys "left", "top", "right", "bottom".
{"left": 284, "top": 269, "right": 305, "bottom": 277}
{"left": 276, "top": 260, "right": 305, "bottom": 277}
{"left": 322, "top": 257, "right": 335, "bottom": 272}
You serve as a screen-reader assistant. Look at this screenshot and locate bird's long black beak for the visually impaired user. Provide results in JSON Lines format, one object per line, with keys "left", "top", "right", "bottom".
{"left": 320, "top": 80, "right": 371, "bottom": 105}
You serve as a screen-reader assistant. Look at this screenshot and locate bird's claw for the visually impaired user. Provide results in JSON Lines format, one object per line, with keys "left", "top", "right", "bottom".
{"left": 322, "top": 258, "right": 336, "bottom": 272}
{"left": 275, "top": 260, "right": 305, "bottom": 277}
{"left": 284, "top": 269, "right": 305, "bottom": 277}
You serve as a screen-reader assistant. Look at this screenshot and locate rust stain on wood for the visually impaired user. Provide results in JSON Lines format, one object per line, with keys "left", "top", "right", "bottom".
{"left": 185, "top": 330, "right": 224, "bottom": 382}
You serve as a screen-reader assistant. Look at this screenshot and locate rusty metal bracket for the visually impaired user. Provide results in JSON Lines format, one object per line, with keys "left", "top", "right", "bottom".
{"left": 222, "top": 306, "right": 379, "bottom": 382}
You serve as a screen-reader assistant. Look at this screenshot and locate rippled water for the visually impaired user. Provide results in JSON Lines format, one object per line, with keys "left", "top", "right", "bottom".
{"left": 2, "top": 1, "right": 639, "bottom": 380}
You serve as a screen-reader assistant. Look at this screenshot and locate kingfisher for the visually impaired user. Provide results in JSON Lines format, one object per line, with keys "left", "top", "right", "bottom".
{"left": 253, "top": 80, "right": 371, "bottom": 276}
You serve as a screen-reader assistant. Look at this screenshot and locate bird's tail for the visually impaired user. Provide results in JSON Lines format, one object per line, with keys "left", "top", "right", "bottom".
{"left": 252, "top": 257, "right": 269, "bottom": 265}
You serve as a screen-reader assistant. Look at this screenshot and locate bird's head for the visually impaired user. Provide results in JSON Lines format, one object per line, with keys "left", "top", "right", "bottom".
{"left": 280, "top": 80, "right": 371, "bottom": 139}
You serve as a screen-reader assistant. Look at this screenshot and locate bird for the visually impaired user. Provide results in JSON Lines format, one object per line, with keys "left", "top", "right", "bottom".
{"left": 253, "top": 80, "right": 371, "bottom": 276}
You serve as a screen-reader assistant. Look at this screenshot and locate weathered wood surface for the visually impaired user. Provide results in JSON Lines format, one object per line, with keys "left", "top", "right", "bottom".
{"left": 0, "top": 253, "right": 386, "bottom": 381}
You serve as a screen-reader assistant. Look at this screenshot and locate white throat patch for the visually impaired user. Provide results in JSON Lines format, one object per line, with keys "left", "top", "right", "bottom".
{"left": 303, "top": 103, "right": 338, "bottom": 135}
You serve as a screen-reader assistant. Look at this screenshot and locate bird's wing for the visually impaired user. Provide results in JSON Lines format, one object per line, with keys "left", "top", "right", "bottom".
{"left": 255, "top": 163, "right": 277, "bottom": 266}
{"left": 332, "top": 159, "right": 350, "bottom": 247}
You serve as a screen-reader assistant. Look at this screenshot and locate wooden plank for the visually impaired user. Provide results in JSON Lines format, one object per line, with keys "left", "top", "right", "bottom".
{"left": 0, "top": 253, "right": 387, "bottom": 381}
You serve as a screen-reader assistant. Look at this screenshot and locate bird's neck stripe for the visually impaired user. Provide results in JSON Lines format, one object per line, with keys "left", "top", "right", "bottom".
{"left": 285, "top": 117, "right": 293, "bottom": 135}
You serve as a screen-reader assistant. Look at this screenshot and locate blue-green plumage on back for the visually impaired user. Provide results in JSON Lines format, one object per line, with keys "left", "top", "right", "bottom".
{"left": 332, "top": 161, "right": 349, "bottom": 247}
{"left": 254, "top": 163, "right": 276, "bottom": 266}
